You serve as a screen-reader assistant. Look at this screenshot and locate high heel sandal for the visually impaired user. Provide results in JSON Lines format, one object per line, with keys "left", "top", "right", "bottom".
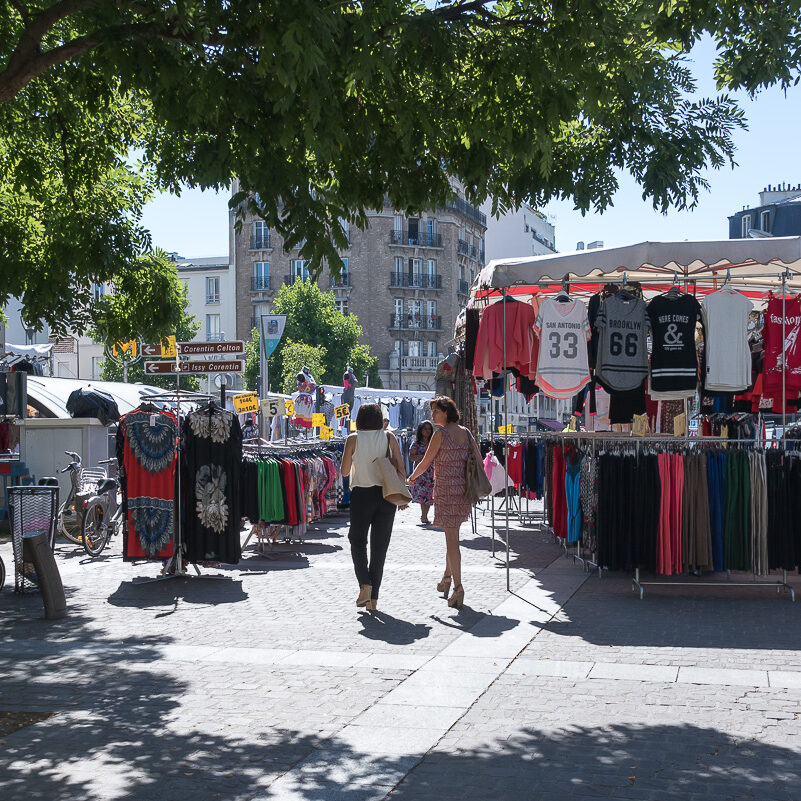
{"left": 436, "top": 575, "right": 452, "bottom": 596}
{"left": 448, "top": 585, "right": 464, "bottom": 609}
{"left": 356, "top": 584, "right": 372, "bottom": 607}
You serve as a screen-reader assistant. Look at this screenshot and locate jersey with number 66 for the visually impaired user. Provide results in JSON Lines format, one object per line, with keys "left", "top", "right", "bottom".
{"left": 595, "top": 294, "right": 649, "bottom": 392}
{"left": 534, "top": 298, "right": 591, "bottom": 399}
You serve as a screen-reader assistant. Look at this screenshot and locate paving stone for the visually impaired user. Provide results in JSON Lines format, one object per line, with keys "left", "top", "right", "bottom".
{"left": 589, "top": 662, "right": 679, "bottom": 683}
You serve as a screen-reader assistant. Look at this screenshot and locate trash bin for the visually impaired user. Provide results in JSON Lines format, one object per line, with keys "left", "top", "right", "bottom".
{"left": 8, "top": 485, "right": 60, "bottom": 599}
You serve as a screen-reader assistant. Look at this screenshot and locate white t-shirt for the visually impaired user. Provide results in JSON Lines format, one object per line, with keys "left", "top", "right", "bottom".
{"left": 534, "top": 298, "right": 591, "bottom": 399}
{"left": 701, "top": 288, "right": 752, "bottom": 392}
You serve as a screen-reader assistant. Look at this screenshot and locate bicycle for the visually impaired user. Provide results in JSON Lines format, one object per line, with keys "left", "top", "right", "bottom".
{"left": 57, "top": 451, "right": 107, "bottom": 545}
{"left": 81, "top": 458, "right": 122, "bottom": 557}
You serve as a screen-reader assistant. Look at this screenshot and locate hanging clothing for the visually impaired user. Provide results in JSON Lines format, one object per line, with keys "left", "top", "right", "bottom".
{"left": 701, "top": 288, "right": 753, "bottom": 392}
{"left": 565, "top": 457, "right": 582, "bottom": 543}
{"left": 724, "top": 451, "right": 751, "bottom": 572}
{"left": 473, "top": 297, "right": 538, "bottom": 380}
{"left": 681, "top": 453, "right": 713, "bottom": 573}
{"left": 706, "top": 452, "right": 726, "bottom": 572}
{"left": 182, "top": 407, "right": 243, "bottom": 564}
{"left": 534, "top": 298, "right": 592, "bottom": 399}
{"left": 116, "top": 407, "right": 178, "bottom": 561}
{"left": 594, "top": 293, "right": 650, "bottom": 392}
{"left": 647, "top": 291, "right": 703, "bottom": 393}
{"left": 749, "top": 451, "right": 769, "bottom": 576}
{"left": 762, "top": 295, "right": 801, "bottom": 396}
{"left": 551, "top": 446, "right": 568, "bottom": 539}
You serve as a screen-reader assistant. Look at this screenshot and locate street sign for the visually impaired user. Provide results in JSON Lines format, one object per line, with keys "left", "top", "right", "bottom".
{"left": 260, "top": 396, "right": 287, "bottom": 417}
{"left": 178, "top": 341, "right": 244, "bottom": 355}
{"left": 233, "top": 392, "right": 259, "bottom": 413}
{"left": 142, "top": 336, "right": 177, "bottom": 358}
{"left": 334, "top": 403, "right": 350, "bottom": 420}
{"left": 260, "top": 315, "right": 287, "bottom": 359}
{"left": 144, "top": 359, "right": 244, "bottom": 375}
{"left": 111, "top": 339, "right": 138, "bottom": 359}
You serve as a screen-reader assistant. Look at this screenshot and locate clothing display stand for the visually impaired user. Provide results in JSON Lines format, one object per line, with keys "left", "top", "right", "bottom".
{"left": 132, "top": 388, "right": 228, "bottom": 584}
{"left": 468, "top": 252, "right": 801, "bottom": 599}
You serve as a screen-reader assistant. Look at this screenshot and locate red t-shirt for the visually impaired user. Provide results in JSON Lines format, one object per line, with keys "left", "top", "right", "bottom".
{"left": 763, "top": 296, "right": 801, "bottom": 394}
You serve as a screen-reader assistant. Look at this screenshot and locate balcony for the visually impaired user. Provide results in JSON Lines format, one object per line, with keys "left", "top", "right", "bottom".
{"left": 389, "top": 272, "right": 442, "bottom": 289}
{"left": 284, "top": 273, "right": 310, "bottom": 285}
{"left": 251, "top": 234, "right": 271, "bottom": 249}
{"left": 206, "top": 332, "right": 225, "bottom": 342}
{"left": 389, "top": 354, "right": 441, "bottom": 371}
{"left": 457, "top": 238, "right": 469, "bottom": 255}
{"left": 330, "top": 273, "right": 351, "bottom": 288}
{"left": 251, "top": 275, "right": 272, "bottom": 291}
{"left": 447, "top": 197, "right": 487, "bottom": 226}
{"left": 206, "top": 294, "right": 220, "bottom": 304}
{"left": 458, "top": 279, "right": 470, "bottom": 295}
{"left": 390, "top": 230, "right": 443, "bottom": 248}
{"left": 390, "top": 314, "right": 443, "bottom": 331}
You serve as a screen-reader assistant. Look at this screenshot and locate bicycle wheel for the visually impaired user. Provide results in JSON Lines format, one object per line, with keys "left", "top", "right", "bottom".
{"left": 82, "top": 503, "right": 109, "bottom": 557}
{"left": 0, "top": 555, "right": 5, "bottom": 591}
{"left": 58, "top": 496, "right": 83, "bottom": 544}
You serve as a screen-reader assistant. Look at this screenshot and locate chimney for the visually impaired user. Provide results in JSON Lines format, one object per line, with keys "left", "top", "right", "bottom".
{"left": 576, "top": 241, "right": 585, "bottom": 251}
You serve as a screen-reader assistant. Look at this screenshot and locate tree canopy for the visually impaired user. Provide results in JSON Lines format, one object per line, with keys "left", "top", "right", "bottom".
{"left": 2, "top": 1, "right": 801, "bottom": 296}
{"left": 268, "top": 279, "right": 380, "bottom": 391}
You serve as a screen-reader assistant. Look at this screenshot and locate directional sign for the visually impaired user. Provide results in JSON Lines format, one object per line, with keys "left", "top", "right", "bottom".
{"left": 144, "top": 359, "right": 244, "bottom": 375}
{"left": 142, "top": 336, "right": 177, "bottom": 359}
{"left": 178, "top": 341, "right": 244, "bottom": 355}
{"left": 233, "top": 392, "right": 259, "bottom": 413}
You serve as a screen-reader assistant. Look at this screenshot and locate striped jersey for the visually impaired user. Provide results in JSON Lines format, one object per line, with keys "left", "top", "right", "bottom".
{"left": 647, "top": 292, "right": 702, "bottom": 392}
{"left": 595, "top": 294, "right": 649, "bottom": 391}
{"left": 534, "top": 298, "right": 591, "bottom": 399}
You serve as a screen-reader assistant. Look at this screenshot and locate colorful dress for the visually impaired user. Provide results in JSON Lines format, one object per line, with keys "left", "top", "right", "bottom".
{"left": 432, "top": 426, "right": 472, "bottom": 528}
{"left": 409, "top": 441, "right": 434, "bottom": 505}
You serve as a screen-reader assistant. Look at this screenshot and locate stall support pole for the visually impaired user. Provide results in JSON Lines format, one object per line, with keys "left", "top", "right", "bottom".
{"left": 502, "top": 289, "right": 511, "bottom": 592}
{"left": 782, "top": 271, "right": 787, "bottom": 444}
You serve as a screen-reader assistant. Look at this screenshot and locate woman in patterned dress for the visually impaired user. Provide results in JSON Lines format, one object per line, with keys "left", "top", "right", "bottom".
{"left": 409, "top": 421, "right": 435, "bottom": 524}
{"left": 408, "top": 396, "right": 482, "bottom": 609}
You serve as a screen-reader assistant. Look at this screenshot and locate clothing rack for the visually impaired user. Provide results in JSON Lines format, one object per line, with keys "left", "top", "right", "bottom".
{"left": 133, "top": 389, "right": 227, "bottom": 583}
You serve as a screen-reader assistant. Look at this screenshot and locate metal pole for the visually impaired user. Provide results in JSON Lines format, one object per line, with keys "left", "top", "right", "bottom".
{"left": 502, "top": 289, "right": 510, "bottom": 592}
{"left": 782, "top": 272, "right": 787, "bottom": 444}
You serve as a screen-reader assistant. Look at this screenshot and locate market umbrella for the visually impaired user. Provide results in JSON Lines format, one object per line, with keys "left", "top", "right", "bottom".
{"left": 66, "top": 387, "right": 120, "bottom": 426}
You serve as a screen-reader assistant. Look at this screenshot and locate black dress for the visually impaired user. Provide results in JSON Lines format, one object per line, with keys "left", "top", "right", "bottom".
{"left": 182, "top": 407, "right": 243, "bottom": 564}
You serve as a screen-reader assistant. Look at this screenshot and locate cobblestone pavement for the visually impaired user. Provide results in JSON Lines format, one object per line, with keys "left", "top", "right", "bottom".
{"left": 0, "top": 501, "right": 799, "bottom": 800}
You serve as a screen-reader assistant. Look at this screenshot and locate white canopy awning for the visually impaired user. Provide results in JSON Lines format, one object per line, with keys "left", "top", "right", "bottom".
{"left": 3, "top": 342, "right": 54, "bottom": 358}
{"left": 475, "top": 237, "right": 801, "bottom": 291}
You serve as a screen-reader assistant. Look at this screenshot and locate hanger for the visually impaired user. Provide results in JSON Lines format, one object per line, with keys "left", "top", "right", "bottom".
{"left": 555, "top": 276, "right": 571, "bottom": 303}
{"left": 665, "top": 271, "right": 682, "bottom": 298}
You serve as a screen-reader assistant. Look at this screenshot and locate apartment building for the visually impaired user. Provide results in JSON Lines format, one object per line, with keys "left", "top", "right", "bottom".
{"left": 481, "top": 201, "right": 557, "bottom": 262}
{"left": 232, "top": 185, "right": 487, "bottom": 390}
{"left": 175, "top": 256, "right": 236, "bottom": 344}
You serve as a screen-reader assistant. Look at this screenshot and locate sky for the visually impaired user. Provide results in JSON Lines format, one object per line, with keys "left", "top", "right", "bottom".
{"left": 140, "top": 37, "right": 801, "bottom": 260}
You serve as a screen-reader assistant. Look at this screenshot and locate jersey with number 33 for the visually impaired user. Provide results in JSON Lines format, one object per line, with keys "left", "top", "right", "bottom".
{"left": 534, "top": 298, "right": 592, "bottom": 399}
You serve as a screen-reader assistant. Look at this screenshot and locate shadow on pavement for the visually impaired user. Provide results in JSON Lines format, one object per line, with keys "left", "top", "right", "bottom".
{"left": 357, "top": 610, "right": 432, "bottom": 645}
{"left": 107, "top": 577, "right": 249, "bottom": 608}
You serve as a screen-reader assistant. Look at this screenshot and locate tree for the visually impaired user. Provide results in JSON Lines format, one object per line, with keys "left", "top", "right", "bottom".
{"left": 243, "top": 326, "right": 260, "bottom": 393}
{"left": 94, "top": 263, "right": 201, "bottom": 390}
{"left": 279, "top": 340, "right": 327, "bottom": 395}
{"left": 3, "top": 2, "right": 801, "bottom": 290}
{"left": 268, "top": 280, "right": 381, "bottom": 392}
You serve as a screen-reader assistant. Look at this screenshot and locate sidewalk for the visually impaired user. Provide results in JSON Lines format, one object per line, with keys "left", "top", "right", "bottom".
{"left": 0, "top": 504, "right": 799, "bottom": 800}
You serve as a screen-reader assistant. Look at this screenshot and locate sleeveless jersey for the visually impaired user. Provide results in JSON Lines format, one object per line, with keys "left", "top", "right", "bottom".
{"left": 534, "top": 298, "right": 591, "bottom": 399}
{"left": 646, "top": 292, "right": 702, "bottom": 392}
{"left": 595, "top": 293, "right": 649, "bottom": 392}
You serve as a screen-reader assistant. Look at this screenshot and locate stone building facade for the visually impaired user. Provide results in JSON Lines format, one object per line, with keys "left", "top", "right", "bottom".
{"left": 231, "top": 187, "right": 486, "bottom": 390}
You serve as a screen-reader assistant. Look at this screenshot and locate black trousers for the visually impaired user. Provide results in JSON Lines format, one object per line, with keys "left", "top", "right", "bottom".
{"left": 349, "top": 485, "right": 396, "bottom": 599}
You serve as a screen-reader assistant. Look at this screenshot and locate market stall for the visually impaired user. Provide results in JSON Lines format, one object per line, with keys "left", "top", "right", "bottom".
{"left": 467, "top": 236, "right": 801, "bottom": 598}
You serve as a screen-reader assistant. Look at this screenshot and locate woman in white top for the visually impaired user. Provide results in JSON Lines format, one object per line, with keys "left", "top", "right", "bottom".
{"left": 341, "top": 403, "right": 406, "bottom": 612}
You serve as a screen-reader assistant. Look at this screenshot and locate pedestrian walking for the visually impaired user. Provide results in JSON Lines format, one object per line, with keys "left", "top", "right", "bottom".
{"left": 341, "top": 403, "right": 406, "bottom": 612}
{"left": 408, "top": 396, "right": 481, "bottom": 609}
{"left": 409, "top": 421, "right": 435, "bottom": 524}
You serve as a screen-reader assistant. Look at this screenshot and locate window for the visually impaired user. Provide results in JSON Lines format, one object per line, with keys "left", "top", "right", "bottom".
{"left": 394, "top": 340, "right": 403, "bottom": 354}
{"left": 253, "top": 220, "right": 270, "bottom": 249}
{"left": 339, "top": 217, "right": 350, "bottom": 246}
{"left": 407, "top": 217, "right": 419, "bottom": 243}
{"left": 91, "top": 356, "right": 104, "bottom": 379}
{"left": 411, "top": 258, "right": 423, "bottom": 280}
{"left": 741, "top": 214, "right": 752, "bottom": 237}
{"left": 426, "top": 259, "right": 436, "bottom": 277}
{"left": 427, "top": 218, "right": 437, "bottom": 238}
{"left": 253, "top": 261, "right": 270, "bottom": 290}
{"left": 290, "top": 259, "right": 309, "bottom": 281}
{"left": 408, "top": 341, "right": 422, "bottom": 357}
{"left": 394, "top": 256, "right": 404, "bottom": 282}
{"left": 426, "top": 341, "right": 437, "bottom": 357}
{"left": 206, "top": 276, "right": 220, "bottom": 303}
{"left": 394, "top": 214, "right": 403, "bottom": 234}
{"left": 335, "top": 299, "right": 349, "bottom": 315}
{"left": 394, "top": 298, "right": 404, "bottom": 323}
{"left": 408, "top": 299, "right": 422, "bottom": 326}
{"left": 91, "top": 282, "right": 104, "bottom": 301}
{"left": 428, "top": 300, "right": 438, "bottom": 320}
{"left": 761, "top": 210, "right": 771, "bottom": 233}
{"left": 341, "top": 257, "right": 349, "bottom": 274}
{"left": 206, "top": 314, "right": 221, "bottom": 341}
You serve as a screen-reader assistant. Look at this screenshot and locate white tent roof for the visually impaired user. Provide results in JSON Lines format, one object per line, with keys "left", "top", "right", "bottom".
{"left": 475, "top": 237, "right": 801, "bottom": 291}
{"left": 26, "top": 377, "right": 165, "bottom": 419}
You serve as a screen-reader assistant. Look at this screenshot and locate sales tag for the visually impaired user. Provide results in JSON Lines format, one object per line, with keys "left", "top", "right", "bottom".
{"left": 673, "top": 412, "right": 687, "bottom": 437}
{"left": 233, "top": 392, "right": 259, "bottom": 413}
{"left": 312, "top": 413, "right": 326, "bottom": 427}
{"left": 349, "top": 421, "right": 357, "bottom": 431}
{"left": 632, "top": 414, "right": 648, "bottom": 437}
{"left": 285, "top": 399, "right": 295, "bottom": 416}
{"left": 320, "top": 426, "right": 333, "bottom": 440}
{"left": 334, "top": 403, "right": 350, "bottom": 419}
{"left": 497, "top": 424, "right": 515, "bottom": 434}
{"left": 260, "top": 396, "right": 286, "bottom": 417}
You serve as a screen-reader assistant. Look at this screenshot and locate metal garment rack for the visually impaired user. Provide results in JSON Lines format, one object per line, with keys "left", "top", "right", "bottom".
{"left": 480, "top": 270, "right": 801, "bottom": 599}
{"left": 132, "top": 388, "right": 228, "bottom": 583}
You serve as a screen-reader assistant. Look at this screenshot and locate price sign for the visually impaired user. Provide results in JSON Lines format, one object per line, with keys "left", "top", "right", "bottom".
{"left": 349, "top": 421, "right": 357, "bottom": 431}
{"left": 632, "top": 414, "right": 648, "bottom": 437}
{"left": 260, "top": 396, "right": 286, "bottom": 417}
{"left": 320, "top": 425, "right": 333, "bottom": 440}
{"left": 334, "top": 403, "right": 350, "bottom": 420}
{"left": 673, "top": 412, "right": 687, "bottom": 437}
{"left": 497, "top": 424, "right": 515, "bottom": 434}
{"left": 233, "top": 392, "right": 259, "bottom": 413}
{"left": 312, "top": 413, "right": 326, "bottom": 427}
{"left": 285, "top": 399, "right": 295, "bottom": 416}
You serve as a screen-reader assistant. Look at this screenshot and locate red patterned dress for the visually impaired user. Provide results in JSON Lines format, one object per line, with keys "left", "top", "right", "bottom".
{"left": 432, "top": 426, "right": 472, "bottom": 528}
